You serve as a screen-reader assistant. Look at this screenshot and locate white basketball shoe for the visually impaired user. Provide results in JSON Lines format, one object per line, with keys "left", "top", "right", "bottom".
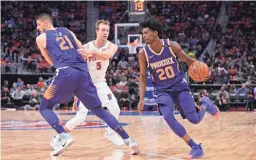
{"left": 50, "top": 134, "right": 60, "bottom": 150}
{"left": 51, "top": 133, "right": 75, "bottom": 156}
{"left": 124, "top": 137, "right": 140, "bottom": 155}
{"left": 104, "top": 131, "right": 125, "bottom": 146}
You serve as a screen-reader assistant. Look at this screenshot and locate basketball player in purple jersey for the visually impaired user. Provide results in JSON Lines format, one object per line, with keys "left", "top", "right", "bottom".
{"left": 36, "top": 13, "right": 139, "bottom": 156}
{"left": 137, "top": 18, "right": 220, "bottom": 159}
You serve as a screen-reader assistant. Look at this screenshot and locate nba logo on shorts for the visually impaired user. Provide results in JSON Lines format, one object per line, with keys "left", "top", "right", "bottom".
{"left": 107, "top": 94, "right": 112, "bottom": 100}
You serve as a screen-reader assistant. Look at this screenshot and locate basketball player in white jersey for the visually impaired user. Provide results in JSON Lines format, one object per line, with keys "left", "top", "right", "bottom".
{"left": 51, "top": 20, "right": 125, "bottom": 149}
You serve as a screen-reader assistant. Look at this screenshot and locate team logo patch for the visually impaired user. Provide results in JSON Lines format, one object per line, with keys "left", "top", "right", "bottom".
{"left": 107, "top": 93, "right": 112, "bottom": 100}
{"left": 1, "top": 120, "right": 128, "bottom": 130}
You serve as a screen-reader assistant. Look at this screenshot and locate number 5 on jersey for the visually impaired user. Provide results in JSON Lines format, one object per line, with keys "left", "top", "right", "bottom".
{"left": 96, "top": 62, "right": 101, "bottom": 70}
{"left": 56, "top": 35, "right": 74, "bottom": 50}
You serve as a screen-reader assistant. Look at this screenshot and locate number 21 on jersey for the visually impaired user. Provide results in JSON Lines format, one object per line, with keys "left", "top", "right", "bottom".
{"left": 56, "top": 35, "right": 74, "bottom": 50}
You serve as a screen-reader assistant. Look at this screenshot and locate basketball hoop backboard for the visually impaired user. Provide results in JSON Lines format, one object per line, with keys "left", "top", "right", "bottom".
{"left": 114, "top": 23, "right": 145, "bottom": 54}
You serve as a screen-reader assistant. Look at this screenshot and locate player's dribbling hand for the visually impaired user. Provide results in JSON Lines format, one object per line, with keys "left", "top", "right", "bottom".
{"left": 137, "top": 100, "right": 144, "bottom": 115}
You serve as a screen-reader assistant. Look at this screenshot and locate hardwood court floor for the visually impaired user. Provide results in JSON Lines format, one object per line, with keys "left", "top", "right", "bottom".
{"left": 1, "top": 110, "right": 256, "bottom": 160}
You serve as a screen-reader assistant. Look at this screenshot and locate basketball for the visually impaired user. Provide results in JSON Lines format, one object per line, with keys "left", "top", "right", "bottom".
{"left": 189, "top": 61, "right": 210, "bottom": 82}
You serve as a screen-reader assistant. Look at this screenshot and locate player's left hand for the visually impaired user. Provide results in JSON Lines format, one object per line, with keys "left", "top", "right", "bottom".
{"left": 137, "top": 100, "right": 144, "bottom": 115}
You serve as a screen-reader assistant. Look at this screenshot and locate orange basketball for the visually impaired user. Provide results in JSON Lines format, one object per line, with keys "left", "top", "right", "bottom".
{"left": 189, "top": 61, "right": 210, "bottom": 82}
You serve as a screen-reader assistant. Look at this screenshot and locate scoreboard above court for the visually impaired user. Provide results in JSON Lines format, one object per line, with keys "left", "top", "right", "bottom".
{"left": 128, "top": 0, "right": 147, "bottom": 15}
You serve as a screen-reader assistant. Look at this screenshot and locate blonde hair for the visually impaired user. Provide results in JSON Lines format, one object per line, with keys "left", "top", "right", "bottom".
{"left": 95, "top": 20, "right": 110, "bottom": 30}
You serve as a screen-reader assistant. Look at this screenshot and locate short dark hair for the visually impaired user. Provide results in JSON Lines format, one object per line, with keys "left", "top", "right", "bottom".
{"left": 36, "top": 13, "right": 53, "bottom": 22}
{"left": 139, "top": 17, "right": 162, "bottom": 35}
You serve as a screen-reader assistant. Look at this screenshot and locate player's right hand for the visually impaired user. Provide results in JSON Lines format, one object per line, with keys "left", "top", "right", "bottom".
{"left": 137, "top": 100, "right": 144, "bottom": 115}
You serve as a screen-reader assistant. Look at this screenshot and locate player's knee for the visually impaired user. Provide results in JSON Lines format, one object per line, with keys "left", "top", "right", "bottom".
{"left": 105, "top": 100, "right": 120, "bottom": 116}
{"left": 39, "top": 97, "right": 48, "bottom": 112}
{"left": 90, "top": 105, "right": 104, "bottom": 117}
{"left": 39, "top": 97, "right": 55, "bottom": 112}
{"left": 162, "top": 113, "right": 176, "bottom": 125}
{"left": 188, "top": 118, "right": 200, "bottom": 124}
{"left": 186, "top": 113, "right": 201, "bottom": 124}
{"left": 90, "top": 105, "right": 102, "bottom": 112}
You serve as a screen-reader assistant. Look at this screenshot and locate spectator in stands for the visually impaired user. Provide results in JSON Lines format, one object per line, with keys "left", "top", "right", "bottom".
{"left": 229, "top": 84, "right": 237, "bottom": 94}
{"left": 21, "top": 91, "right": 40, "bottom": 110}
{"left": 33, "top": 85, "right": 42, "bottom": 97}
{"left": 245, "top": 87, "right": 254, "bottom": 111}
{"left": 1, "top": 87, "right": 11, "bottom": 105}
{"left": 217, "top": 87, "right": 230, "bottom": 111}
{"left": 236, "top": 83, "right": 249, "bottom": 96}
{"left": 11, "top": 87, "right": 24, "bottom": 107}
{"left": 3, "top": 80, "right": 9, "bottom": 88}
{"left": 127, "top": 78, "right": 139, "bottom": 109}
{"left": 245, "top": 76, "right": 252, "bottom": 85}
{"left": 119, "top": 90, "right": 130, "bottom": 110}
{"left": 214, "top": 69, "right": 228, "bottom": 84}
{"left": 127, "top": 67, "right": 139, "bottom": 79}
{"left": 112, "top": 69, "right": 121, "bottom": 85}
{"left": 39, "top": 85, "right": 48, "bottom": 96}
{"left": 16, "top": 78, "right": 23, "bottom": 88}
{"left": 117, "top": 57, "right": 128, "bottom": 69}
{"left": 29, "top": 91, "right": 40, "bottom": 109}
{"left": 117, "top": 77, "right": 128, "bottom": 87}
{"left": 37, "top": 77, "right": 45, "bottom": 89}
{"left": 23, "top": 84, "right": 34, "bottom": 100}
{"left": 228, "top": 65, "right": 238, "bottom": 77}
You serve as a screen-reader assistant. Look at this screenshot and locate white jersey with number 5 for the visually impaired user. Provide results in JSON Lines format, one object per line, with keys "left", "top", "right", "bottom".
{"left": 87, "top": 40, "right": 111, "bottom": 83}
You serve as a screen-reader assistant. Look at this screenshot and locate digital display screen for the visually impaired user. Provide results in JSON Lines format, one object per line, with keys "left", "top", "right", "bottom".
{"left": 129, "top": 0, "right": 146, "bottom": 14}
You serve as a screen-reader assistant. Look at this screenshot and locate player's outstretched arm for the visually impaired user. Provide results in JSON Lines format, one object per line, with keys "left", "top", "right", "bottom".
{"left": 91, "top": 43, "right": 118, "bottom": 61}
{"left": 78, "top": 42, "right": 118, "bottom": 61}
{"left": 36, "top": 33, "right": 54, "bottom": 66}
{"left": 169, "top": 40, "right": 196, "bottom": 66}
{"left": 137, "top": 49, "right": 147, "bottom": 114}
